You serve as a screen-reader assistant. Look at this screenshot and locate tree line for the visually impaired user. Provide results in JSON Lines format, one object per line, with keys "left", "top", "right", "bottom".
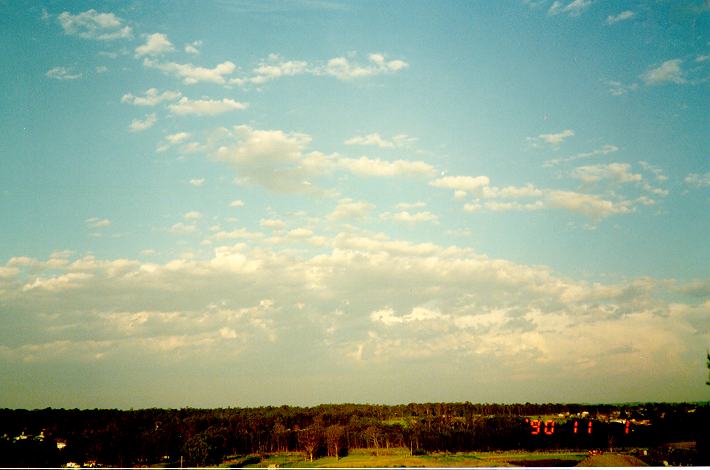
{"left": 0, "top": 402, "right": 706, "bottom": 467}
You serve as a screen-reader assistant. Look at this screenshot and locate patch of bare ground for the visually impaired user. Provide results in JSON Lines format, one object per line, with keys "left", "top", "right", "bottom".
{"left": 576, "top": 452, "right": 648, "bottom": 466}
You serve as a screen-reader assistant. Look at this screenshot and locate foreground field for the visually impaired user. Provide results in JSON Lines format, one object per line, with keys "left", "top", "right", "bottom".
{"left": 218, "top": 447, "right": 644, "bottom": 467}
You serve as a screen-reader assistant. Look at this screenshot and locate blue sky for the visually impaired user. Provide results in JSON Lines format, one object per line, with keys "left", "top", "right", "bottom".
{"left": 0, "top": 0, "right": 709, "bottom": 408}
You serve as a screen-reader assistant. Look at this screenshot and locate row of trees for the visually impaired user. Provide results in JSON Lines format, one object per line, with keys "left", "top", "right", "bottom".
{"left": 0, "top": 402, "right": 706, "bottom": 466}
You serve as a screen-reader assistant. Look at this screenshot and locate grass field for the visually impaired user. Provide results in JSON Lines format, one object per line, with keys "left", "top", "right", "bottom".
{"left": 219, "top": 447, "right": 597, "bottom": 468}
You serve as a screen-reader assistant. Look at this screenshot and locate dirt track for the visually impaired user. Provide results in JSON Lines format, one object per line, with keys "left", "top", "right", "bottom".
{"left": 576, "top": 452, "right": 648, "bottom": 466}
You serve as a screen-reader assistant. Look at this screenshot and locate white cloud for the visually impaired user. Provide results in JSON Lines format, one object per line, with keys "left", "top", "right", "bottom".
{"left": 144, "top": 58, "right": 236, "bottom": 85}
{"left": 531, "top": 129, "right": 575, "bottom": 146}
{"left": 260, "top": 219, "right": 286, "bottom": 230}
{"left": 230, "top": 54, "right": 309, "bottom": 86}
{"left": 85, "top": 217, "right": 111, "bottom": 229}
{"left": 463, "top": 200, "right": 544, "bottom": 213}
{"left": 229, "top": 200, "right": 245, "bottom": 208}
{"left": 338, "top": 157, "right": 435, "bottom": 177}
{"left": 344, "top": 133, "right": 416, "bottom": 149}
{"left": 228, "top": 52, "right": 408, "bottom": 86}
{"left": 548, "top": 0, "right": 592, "bottom": 17}
{"left": 642, "top": 59, "right": 686, "bottom": 85}
{"left": 121, "top": 88, "right": 181, "bottom": 106}
{"left": 328, "top": 198, "right": 374, "bottom": 221}
{"left": 381, "top": 211, "right": 438, "bottom": 224}
{"left": 168, "top": 97, "right": 248, "bottom": 116}
{"left": 482, "top": 184, "right": 543, "bottom": 199}
{"left": 685, "top": 171, "right": 710, "bottom": 188}
{"left": 396, "top": 201, "right": 427, "bottom": 210}
{"left": 606, "top": 10, "right": 635, "bottom": 24}
{"left": 129, "top": 113, "right": 157, "bottom": 132}
{"left": 322, "top": 53, "right": 408, "bottom": 80}
{"left": 46, "top": 66, "right": 82, "bottom": 80}
{"left": 189, "top": 178, "right": 205, "bottom": 187}
{"left": 571, "top": 163, "right": 642, "bottom": 184}
{"left": 184, "top": 40, "right": 203, "bottom": 55}
{"left": 544, "top": 144, "right": 619, "bottom": 167}
{"left": 167, "top": 132, "right": 191, "bottom": 144}
{"left": 183, "top": 211, "right": 202, "bottom": 221}
{"left": 2, "top": 237, "right": 706, "bottom": 401}
{"left": 605, "top": 80, "right": 639, "bottom": 96}
{"left": 210, "top": 125, "right": 329, "bottom": 193}
{"left": 95, "top": 65, "right": 108, "bottom": 73}
{"left": 58, "top": 9, "right": 132, "bottom": 40}
{"left": 429, "top": 175, "right": 490, "bottom": 195}
{"left": 135, "top": 33, "right": 175, "bottom": 57}
{"left": 546, "top": 190, "right": 632, "bottom": 218}
{"left": 169, "top": 222, "right": 196, "bottom": 234}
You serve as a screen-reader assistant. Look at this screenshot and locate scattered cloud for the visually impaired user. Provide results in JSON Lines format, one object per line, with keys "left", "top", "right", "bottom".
{"left": 548, "top": 0, "right": 592, "bottom": 17}
{"left": 571, "top": 163, "right": 642, "bottom": 185}
{"left": 166, "top": 132, "right": 191, "bottom": 144}
{"left": 185, "top": 40, "right": 203, "bottom": 55}
{"left": 344, "top": 133, "right": 416, "bottom": 149}
{"left": 544, "top": 144, "right": 619, "bottom": 167}
{"left": 338, "top": 157, "right": 435, "bottom": 177}
{"left": 85, "top": 217, "right": 111, "bottom": 229}
{"left": 129, "top": 113, "right": 157, "bottom": 132}
{"left": 546, "top": 190, "right": 632, "bottom": 219}
{"left": 323, "top": 53, "right": 408, "bottom": 80}
{"left": 229, "top": 52, "right": 408, "bottom": 86}
{"left": 606, "top": 10, "right": 634, "bottom": 24}
{"left": 605, "top": 80, "right": 639, "bottom": 96}
{"left": 328, "top": 198, "right": 374, "bottom": 221}
{"left": 2, "top": 239, "right": 704, "bottom": 391}
{"left": 168, "top": 97, "right": 248, "bottom": 116}
{"left": 58, "top": 9, "right": 132, "bottom": 40}
{"left": 121, "top": 88, "right": 181, "bottom": 106}
{"left": 170, "top": 222, "right": 197, "bottom": 234}
{"left": 396, "top": 201, "right": 427, "bottom": 210}
{"left": 381, "top": 211, "right": 438, "bottom": 224}
{"left": 189, "top": 178, "right": 205, "bottom": 187}
{"left": 260, "top": 219, "right": 286, "bottom": 230}
{"left": 46, "top": 66, "right": 82, "bottom": 80}
{"left": 135, "top": 33, "right": 175, "bottom": 57}
{"left": 685, "top": 171, "right": 710, "bottom": 188}
{"left": 429, "top": 175, "right": 490, "bottom": 196}
{"left": 529, "top": 129, "right": 575, "bottom": 147}
{"left": 230, "top": 53, "right": 309, "bottom": 86}
{"left": 642, "top": 59, "right": 686, "bottom": 85}
{"left": 144, "top": 58, "right": 236, "bottom": 85}
{"left": 183, "top": 211, "right": 202, "bottom": 221}
{"left": 229, "top": 200, "right": 245, "bottom": 208}
{"left": 211, "top": 125, "right": 323, "bottom": 193}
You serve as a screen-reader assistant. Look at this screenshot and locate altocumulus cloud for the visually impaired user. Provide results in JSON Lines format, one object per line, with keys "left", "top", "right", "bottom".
{"left": 1, "top": 233, "right": 707, "bottom": 402}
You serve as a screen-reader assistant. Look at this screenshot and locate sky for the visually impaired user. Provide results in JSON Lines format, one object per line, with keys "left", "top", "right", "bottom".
{"left": 0, "top": 0, "right": 709, "bottom": 409}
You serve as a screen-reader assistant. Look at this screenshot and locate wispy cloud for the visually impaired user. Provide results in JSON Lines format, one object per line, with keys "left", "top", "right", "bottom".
{"left": 642, "top": 59, "right": 686, "bottom": 85}
{"left": 685, "top": 171, "right": 710, "bottom": 188}
{"left": 129, "top": 113, "right": 157, "bottom": 132}
{"left": 121, "top": 88, "right": 181, "bottom": 106}
{"left": 344, "top": 133, "right": 416, "bottom": 149}
{"left": 58, "top": 9, "right": 132, "bottom": 40}
{"left": 544, "top": 144, "right": 619, "bottom": 167}
{"left": 135, "top": 33, "right": 175, "bottom": 57}
{"left": 168, "top": 97, "right": 248, "bottom": 116}
{"left": 548, "top": 0, "right": 592, "bottom": 17}
{"left": 46, "top": 66, "right": 82, "bottom": 80}
{"left": 529, "top": 129, "right": 575, "bottom": 147}
{"left": 144, "top": 59, "right": 237, "bottom": 85}
{"left": 606, "top": 10, "right": 635, "bottom": 24}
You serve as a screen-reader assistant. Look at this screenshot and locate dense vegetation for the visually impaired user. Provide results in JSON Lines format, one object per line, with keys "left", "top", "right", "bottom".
{"left": 1, "top": 402, "right": 707, "bottom": 467}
